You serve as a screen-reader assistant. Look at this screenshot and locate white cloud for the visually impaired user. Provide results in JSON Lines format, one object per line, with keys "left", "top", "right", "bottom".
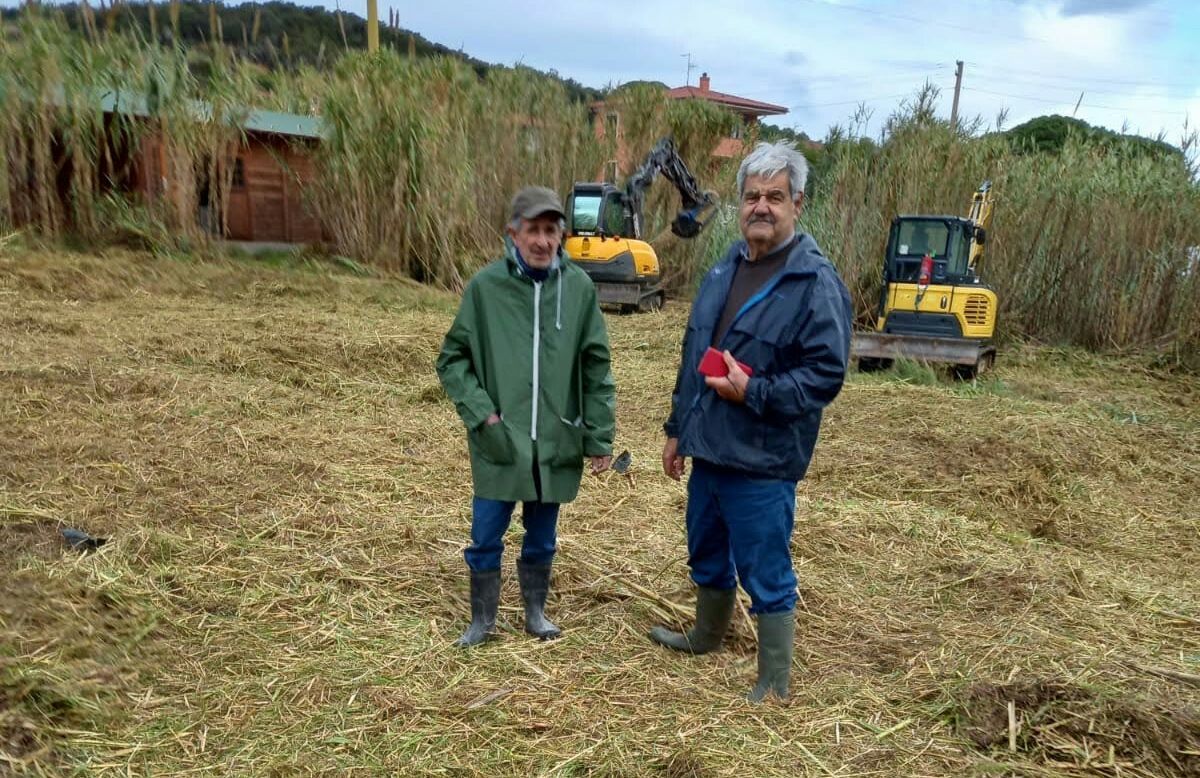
{"left": 128, "top": 0, "right": 1198, "bottom": 144}
{"left": 1020, "top": 4, "right": 1130, "bottom": 62}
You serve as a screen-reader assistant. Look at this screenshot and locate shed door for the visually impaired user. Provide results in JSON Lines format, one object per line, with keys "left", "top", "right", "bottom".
{"left": 225, "top": 157, "right": 252, "bottom": 240}
{"left": 246, "top": 145, "right": 287, "bottom": 242}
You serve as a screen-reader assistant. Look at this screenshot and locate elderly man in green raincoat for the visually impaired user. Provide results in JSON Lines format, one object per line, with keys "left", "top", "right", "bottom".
{"left": 436, "top": 186, "right": 616, "bottom": 647}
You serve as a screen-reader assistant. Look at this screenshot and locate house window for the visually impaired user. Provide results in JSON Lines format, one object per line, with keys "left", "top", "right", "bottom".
{"left": 605, "top": 112, "right": 619, "bottom": 139}
{"left": 231, "top": 158, "right": 245, "bottom": 190}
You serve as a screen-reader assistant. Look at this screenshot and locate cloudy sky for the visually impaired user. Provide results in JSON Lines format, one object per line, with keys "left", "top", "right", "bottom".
{"left": 321, "top": 0, "right": 1199, "bottom": 144}
{"left": 6, "top": 0, "right": 1195, "bottom": 143}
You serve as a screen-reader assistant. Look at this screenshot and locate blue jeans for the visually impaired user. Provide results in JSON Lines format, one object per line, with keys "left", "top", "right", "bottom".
{"left": 685, "top": 459, "right": 798, "bottom": 614}
{"left": 464, "top": 498, "right": 559, "bottom": 571}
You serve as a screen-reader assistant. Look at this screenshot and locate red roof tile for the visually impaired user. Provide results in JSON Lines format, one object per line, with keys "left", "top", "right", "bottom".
{"left": 666, "top": 86, "right": 787, "bottom": 116}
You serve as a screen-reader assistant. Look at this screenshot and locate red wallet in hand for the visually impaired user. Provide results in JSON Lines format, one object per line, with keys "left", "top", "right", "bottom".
{"left": 698, "top": 346, "right": 754, "bottom": 378}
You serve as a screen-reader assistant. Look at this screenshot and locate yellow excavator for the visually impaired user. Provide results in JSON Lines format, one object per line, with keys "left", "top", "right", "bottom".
{"left": 852, "top": 181, "right": 998, "bottom": 379}
{"left": 565, "top": 138, "right": 716, "bottom": 312}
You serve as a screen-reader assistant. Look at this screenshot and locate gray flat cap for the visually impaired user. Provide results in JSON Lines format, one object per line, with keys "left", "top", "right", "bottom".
{"left": 510, "top": 186, "right": 566, "bottom": 221}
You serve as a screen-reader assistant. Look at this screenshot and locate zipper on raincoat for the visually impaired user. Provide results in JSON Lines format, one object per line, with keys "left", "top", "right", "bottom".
{"left": 531, "top": 280, "right": 541, "bottom": 441}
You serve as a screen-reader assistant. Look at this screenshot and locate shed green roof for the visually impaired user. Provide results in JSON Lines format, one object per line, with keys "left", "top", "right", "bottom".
{"left": 97, "top": 89, "right": 324, "bottom": 140}
{"left": 243, "top": 108, "right": 323, "bottom": 139}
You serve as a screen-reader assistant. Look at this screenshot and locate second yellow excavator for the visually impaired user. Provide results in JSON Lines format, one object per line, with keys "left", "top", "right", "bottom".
{"left": 853, "top": 181, "right": 999, "bottom": 379}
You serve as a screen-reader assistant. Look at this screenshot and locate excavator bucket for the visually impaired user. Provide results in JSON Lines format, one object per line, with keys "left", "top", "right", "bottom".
{"left": 852, "top": 331, "right": 989, "bottom": 367}
{"left": 670, "top": 210, "right": 704, "bottom": 239}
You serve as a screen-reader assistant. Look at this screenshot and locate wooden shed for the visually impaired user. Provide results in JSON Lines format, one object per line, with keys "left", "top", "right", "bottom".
{"left": 101, "top": 92, "right": 326, "bottom": 245}
{"left": 223, "top": 110, "right": 323, "bottom": 244}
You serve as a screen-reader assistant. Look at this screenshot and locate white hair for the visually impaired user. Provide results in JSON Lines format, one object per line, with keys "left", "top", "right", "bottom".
{"left": 737, "top": 141, "right": 809, "bottom": 199}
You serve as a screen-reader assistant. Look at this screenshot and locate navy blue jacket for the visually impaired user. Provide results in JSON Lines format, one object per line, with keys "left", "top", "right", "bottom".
{"left": 664, "top": 233, "right": 852, "bottom": 481}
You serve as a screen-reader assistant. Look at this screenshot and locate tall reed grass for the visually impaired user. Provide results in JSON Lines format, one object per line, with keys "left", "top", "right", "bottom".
{"left": 1, "top": 11, "right": 733, "bottom": 287}
{"left": 309, "top": 54, "right": 616, "bottom": 287}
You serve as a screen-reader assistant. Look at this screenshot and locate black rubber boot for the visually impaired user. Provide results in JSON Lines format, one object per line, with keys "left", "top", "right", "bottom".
{"left": 648, "top": 586, "right": 736, "bottom": 654}
{"left": 456, "top": 569, "right": 500, "bottom": 647}
{"left": 748, "top": 611, "right": 794, "bottom": 702}
{"left": 517, "top": 560, "right": 561, "bottom": 640}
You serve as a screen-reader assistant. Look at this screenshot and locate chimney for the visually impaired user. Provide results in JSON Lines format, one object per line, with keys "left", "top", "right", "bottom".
{"left": 699, "top": 72, "right": 710, "bottom": 92}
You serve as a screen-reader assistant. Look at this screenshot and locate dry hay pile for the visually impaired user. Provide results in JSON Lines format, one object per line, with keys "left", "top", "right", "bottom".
{"left": 1, "top": 245, "right": 1198, "bottom": 777}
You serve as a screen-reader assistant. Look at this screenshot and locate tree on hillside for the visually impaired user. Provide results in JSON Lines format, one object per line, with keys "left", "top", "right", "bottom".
{"left": 0, "top": 1, "right": 601, "bottom": 102}
{"left": 1005, "top": 114, "right": 1186, "bottom": 168}
{"left": 758, "top": 123, "right": 814, "bottom": 146}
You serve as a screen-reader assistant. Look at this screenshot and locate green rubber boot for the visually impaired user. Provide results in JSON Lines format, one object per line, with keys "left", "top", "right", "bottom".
{"left": 748, "top": 611, "right": 794, "bottom": 702}
{"left": 648, "top": 587, "right": 736, "bottom": 654}
{"left": 517, "top": 560, "right": 561, "bottom": 640}
{"left": 456, "top": 569, "right": 500, "bottom": 647}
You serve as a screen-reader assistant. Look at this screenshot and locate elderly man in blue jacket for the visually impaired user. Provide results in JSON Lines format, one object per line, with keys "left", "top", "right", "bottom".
{"left": 650, "top": 141, "right": 852, "bottom": 702}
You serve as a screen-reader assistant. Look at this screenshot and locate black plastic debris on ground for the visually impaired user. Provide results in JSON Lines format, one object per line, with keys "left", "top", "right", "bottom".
{"left": 60, "top": 527, "right": 108, "bottom": 552}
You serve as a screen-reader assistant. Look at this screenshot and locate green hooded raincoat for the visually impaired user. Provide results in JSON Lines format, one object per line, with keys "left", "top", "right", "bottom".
{"left": 436, "top": 243, "right": 616, "bottom": 504}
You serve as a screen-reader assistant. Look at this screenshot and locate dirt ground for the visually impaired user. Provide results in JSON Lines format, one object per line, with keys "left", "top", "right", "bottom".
{"left": 2, "top": 246, "right": 1198, "bottom": 776}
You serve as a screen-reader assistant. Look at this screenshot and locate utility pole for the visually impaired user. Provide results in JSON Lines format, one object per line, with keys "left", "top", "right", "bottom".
{"left": 950, "top": 59, "right": 964, "bottom": 129}
{"left": 367, "top": 0, "right": 379, "bottom": 52}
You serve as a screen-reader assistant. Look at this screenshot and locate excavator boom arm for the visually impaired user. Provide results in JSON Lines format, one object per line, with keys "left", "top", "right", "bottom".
{"left": 967, "top": 180, "right": 995, "bottom": 271}
{"left": 624, "top": 138, "right": 716, "bottom": 240}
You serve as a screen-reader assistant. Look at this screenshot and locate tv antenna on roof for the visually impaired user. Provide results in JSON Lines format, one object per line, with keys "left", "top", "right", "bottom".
{"left": 681, "top": 53, "right": 697, "bottom": 87}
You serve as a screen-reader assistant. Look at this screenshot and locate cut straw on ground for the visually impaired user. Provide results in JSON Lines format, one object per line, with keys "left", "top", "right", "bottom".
{"left": 2, "top": 246, "right": 1198, "bottom": 775}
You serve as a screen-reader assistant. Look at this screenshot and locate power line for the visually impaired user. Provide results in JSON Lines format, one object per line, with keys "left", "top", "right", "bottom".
{"left": 963, "top": 86, "right": 1097, "bottom": 106}
{"left": 742, "top": 68, "right": 950, "bottom": 100}
{"left": 800, "top": 64, "right": 948, "bottom": 84}
{"left": 962, "top": 86, "right": 1191, "bottom": 116}
{"left": 791, "top": 92, "right": 921, "bottom": 110}
{"left": 973, "top": 74, "right": 1184, "bottom": 99}
{"left": 965, "top": 60, "right": 1200, "bottom": 90}
{"left": 741, "top": 65, "right": 1188, "bottom": 104}
{"left": 795, "top": 0, "right": 1035, "bottom": 45}
{"left": 735, "top": 63, "right": 948, "bottom": 92}
{"left": 759, "top": 72, "right": 947, "bottom": 97}
{"left": 748, "top": 79, "right": 1192, "bottom": 122}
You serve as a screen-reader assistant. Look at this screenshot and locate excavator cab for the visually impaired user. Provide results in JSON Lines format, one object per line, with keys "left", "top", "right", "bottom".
{"left": 885, "top": 217, "right": 977, "bottom": 286}
{"left": 567, "top": 183, "right": 630, "bottom": 238}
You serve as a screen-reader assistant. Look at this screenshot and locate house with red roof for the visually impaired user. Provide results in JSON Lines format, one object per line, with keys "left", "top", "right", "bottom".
{"left": 666, "top": 73, "right": 788, "bottom": 158}
{"left": 590, "top": 72, "right": 789, "bottom": 180}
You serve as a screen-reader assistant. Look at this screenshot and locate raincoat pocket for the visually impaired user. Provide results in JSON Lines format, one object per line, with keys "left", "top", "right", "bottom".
{"left": 549, "top": 415, "right": 584, "bottom": 467}
{"left": 471, "top": 419, "right": 516, "bottom": 465}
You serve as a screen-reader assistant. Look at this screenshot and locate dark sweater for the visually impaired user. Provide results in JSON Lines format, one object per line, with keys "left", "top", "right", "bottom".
{"left": 712, "top": 235, "right": 797, "bottom": 346}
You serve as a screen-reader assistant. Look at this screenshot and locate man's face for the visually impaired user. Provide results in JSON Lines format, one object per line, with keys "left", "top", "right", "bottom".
{"left": 509, "top": 214, "right": 563, "bottom": 270}
{"left": 739, "top": 170, "right": 803, "bottom": 252}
